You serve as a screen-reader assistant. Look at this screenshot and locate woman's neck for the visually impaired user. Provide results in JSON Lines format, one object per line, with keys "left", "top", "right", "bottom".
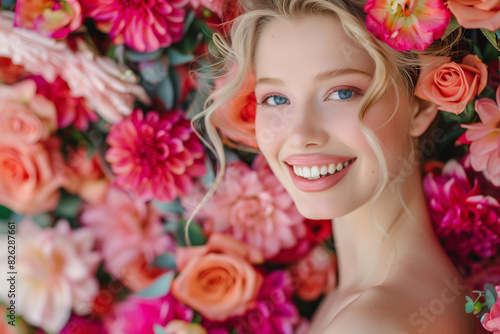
{"left": 332, "top": 167, "right": 435, "bottom": 290}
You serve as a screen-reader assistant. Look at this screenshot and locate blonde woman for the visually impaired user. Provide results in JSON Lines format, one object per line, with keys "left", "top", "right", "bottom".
{"left": 191, "top": 0, "right": 477, "bottom": 332}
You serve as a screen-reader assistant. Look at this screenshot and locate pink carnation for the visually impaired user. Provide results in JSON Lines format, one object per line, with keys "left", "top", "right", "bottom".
{"left": 0, "top": 219, "right": 100, "bottom": 333}
{"left": 31, "top": 75, "right": 98, "bottom": 130}
{"left": 82, "top": 0, "right": 188, "bottom": 52}
{"left": 364, "top": 0, "right": 451, "bottom": 51}
{"left": 462, "top": 85, "right": 500, "bottom": 186}
{"left": 105, "top": 293, "right": 193, "bottom": 334}
{"left": 423, "top": 159, "right": 500, "bottom": 258}
{"left": 182, "top": 155, "right": 306, "bottom": 259}
{"left": 80, "top": 187, "right": 175, "bottom": 285}
{"left": 106, "top": 109, "right": 206, "bottom": 202}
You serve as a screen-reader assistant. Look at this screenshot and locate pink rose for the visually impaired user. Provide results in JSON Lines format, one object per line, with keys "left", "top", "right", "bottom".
{"left": 482, "top": 286, "right": 500, "bottom": 333}
{"left": 0, "top": 80, "right": 57, "bottom": 145}
{"left": 14, "top": 0, "right": 82, "bottom": 38}
{"left": 171, "top": 234, "right": 264, "bottom": 321}
{"left": 448, "top": 0, "right": 500, "bottom": 30}
{"left": 0, "top": 137, "right": 65, "bottom": 215}
{"left": 415, "top": 55, "right": 488, "bottom": 115}
{"left": 292, "top": 246, "right": 337, "bottom": 301}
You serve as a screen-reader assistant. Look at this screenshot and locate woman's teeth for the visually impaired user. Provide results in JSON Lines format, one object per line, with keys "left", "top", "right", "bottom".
{"left": 292, "top": 159, "right": 355, "bottom": 180}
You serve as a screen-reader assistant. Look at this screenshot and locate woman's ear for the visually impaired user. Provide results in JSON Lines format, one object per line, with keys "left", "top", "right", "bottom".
{"left": 409, "top": 98, "right": 438, "bottom": 137}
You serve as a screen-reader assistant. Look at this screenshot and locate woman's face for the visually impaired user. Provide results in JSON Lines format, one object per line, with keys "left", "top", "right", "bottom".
{"left": 254, "top": 15, "right": 414, "bottom": 220}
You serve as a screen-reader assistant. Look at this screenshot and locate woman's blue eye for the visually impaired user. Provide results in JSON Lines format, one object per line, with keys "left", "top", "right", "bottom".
{"left": 330, "top": 89, "right": 354, "bottom": 100}
{"left": 265, "top": 95, "right": 288, "bottom": 106}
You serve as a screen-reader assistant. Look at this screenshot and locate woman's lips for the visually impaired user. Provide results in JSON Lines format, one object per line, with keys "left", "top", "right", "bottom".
{"left": 286, "top": 159, "right": 356, "bottom": 192}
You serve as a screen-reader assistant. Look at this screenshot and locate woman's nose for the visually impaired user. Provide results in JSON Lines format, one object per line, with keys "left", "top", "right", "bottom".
{"left": 287, "top": 102, "right": 328, "bottom": 149}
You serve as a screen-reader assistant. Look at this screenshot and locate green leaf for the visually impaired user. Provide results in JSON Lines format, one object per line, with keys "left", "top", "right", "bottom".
{"left": 183, "top": 11, "right": 196, "bottom": 35}
{"left": 441, "top": 16, "right": 461, "bottom": 40}
{"left": 124, "top": 49, "right": 164, "bottom": 62}
{"left": 153, "top": 324, "right": 165, "bottom": 334}
{"left": 481, "top": 28, "right": 500, "bottom": 52}
{"left": 176, "top": 220, "right": 207, "bottom": 247}
{"left": 0, "top": 205, "right": 12, "bottom": 220}
{"left": 486, "top": 289, "right": 496, "bottom": 309}
{"left": 53, "top": 192, "right": 81, "bottom": 218}
{"left": 157, "top": 77, "right": 175, "bottom": 110}
{"left": 167, "top": 48, "right": 195, "bottom": 66}
{"left": 135, "top": 272, "right": 175, "bottom": 298}
{"left": 153, "top": 198, "right": 185, "bottom": 214}
{"left": 152, "top": 252, "right": 177, "bottom": 270}
{"left": 465, "top": 296, "right": 475, "bottom": 313}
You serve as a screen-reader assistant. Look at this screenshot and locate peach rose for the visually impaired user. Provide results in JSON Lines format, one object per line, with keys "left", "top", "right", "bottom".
{"left": 448, "top": 0, "right": 500, "bottom": 30}
{"left": 292, "top": 246, "right": 337, "bottom": 301}
{"left": 212, "top": 71, "right": 258, "bottom": 149}
{"left": 0, "top": 137, "right": 65, "bottom": 215}
{"left": 415, "top": 55, "right": 488, "bottom": 115}
{"left": 0, "top": 80, "right": 57, "bottom": 145}
{"left": 171, "top": 234, "right": 264, "bottom": 321}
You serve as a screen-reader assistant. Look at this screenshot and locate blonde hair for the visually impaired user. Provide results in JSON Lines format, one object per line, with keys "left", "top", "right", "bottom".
{"left": 187, "top": 0, "right": 455, "bottom": 244}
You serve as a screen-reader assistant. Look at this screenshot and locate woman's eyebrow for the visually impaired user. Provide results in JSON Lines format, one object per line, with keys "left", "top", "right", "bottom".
{"left": 255, "top": 68, "right": 373, "bottom": 88}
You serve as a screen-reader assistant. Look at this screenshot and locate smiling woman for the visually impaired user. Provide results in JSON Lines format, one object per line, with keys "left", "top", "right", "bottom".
{"left": 189, "top": 0, "right": 477, "bottom": 333}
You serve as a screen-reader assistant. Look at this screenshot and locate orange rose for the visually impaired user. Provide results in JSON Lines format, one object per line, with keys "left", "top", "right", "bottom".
{"left": 415, "top": 55, "right": 487, "bottom": 115}
{"left": 0, "top": 80, "right": 57, "bottom": 145}
{"left": 171, "top": 234, "right": 264, "bottom": 321}
{"left": 448, "top": 0, "right": 500, "bottom": 30}
{"left": 212, "top": 71, "right": 258, "bottom": 150}
{"left": 0, "top": 137, "right": 65, "bottom": 215}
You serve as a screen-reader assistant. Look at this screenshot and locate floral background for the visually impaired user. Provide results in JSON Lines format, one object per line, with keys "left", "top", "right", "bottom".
{"left": 0, "top": 0, "right": 500, "bottom": 333}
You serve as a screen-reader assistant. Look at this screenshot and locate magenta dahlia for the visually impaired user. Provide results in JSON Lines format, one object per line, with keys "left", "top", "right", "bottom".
{"left": 81, "top": 0, "right": 188, "bottom": 52}
{"left": 423, "top": 159, "right": 500, "bottom": 258}
{"left": 105, "top": 109, "right": 206, "bottom": 202}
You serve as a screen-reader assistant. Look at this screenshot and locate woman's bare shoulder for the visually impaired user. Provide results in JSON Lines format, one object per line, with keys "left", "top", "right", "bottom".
{"left": 320, "top": 267, "right": 476, "bottom": 334}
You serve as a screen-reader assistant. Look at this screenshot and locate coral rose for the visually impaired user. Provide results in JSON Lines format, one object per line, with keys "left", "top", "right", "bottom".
{"left": 0, "top": 80, "right": 57, "bottom": 145}
{"left": 212, "top": 71, "right": 258, "bottom": 149}
{"left": 0, "top": 137, "right": 65, "bottom": 215}
{"left": 448, "top": 0, "right": 500, "bottom": 30}
{"left": 171, "top": 234, "right": 264, "bottom": 321}
{"left": 415, "top": 55, "right": 488, "bottom": 115}
{"left": 292, "top": 246, "right": 337, "bottom": 301}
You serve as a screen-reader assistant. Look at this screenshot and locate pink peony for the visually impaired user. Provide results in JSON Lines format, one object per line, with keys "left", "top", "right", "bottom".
{"left": 0, "top": 137, "right": 65, "bottom": 215}
{"left": 0, "top": 79, "right": 57, "bottom": 145}
{"left": 105, "top": 293, "right": 193, "bottom": 334}
{"left": 106, "top": 109, "right": 206, "bottom": 202}
{"left": 482, "top": 285, "right": 500, "bottom": 333}
{"left": 31, "top": 75, "right": 98, "bottom": 130}
{"left": 423, "top": 159, "right": 500, "bottom": 258}
{"left": 364, "top": 0, "right": 451, "bottom": 51}
{"left": 291, "top": 245, "right": 337, "bottom": 302}
{"left": 0, "top": 219, "right": 100, "bottom": 333}
{"left": 79, "top": 187, "right": 175, "bottom": 287}
{"left": 182, "top": 155, "right": 306, "bottom": 259}
{"left": 462, "top": 85, "right": 500, "bottom": 186}
{"left": 82, "top": 0, "right": 188, "bottom": 52}
{"left": 189, "top": 0, "right": 225, "bottom": 19}
{"left": 14, "top": 0, "right": 82, "bottom": 38}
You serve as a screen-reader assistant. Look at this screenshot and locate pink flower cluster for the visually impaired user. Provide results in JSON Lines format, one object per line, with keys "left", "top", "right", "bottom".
{"left": 105, "top": 109, "right": 206, "bottom": 202}
{"left": 182, "top": 154, "right": 306, "bottom": 259}
{"left": 423, "top": 159, "right": 500, "bottom": 258}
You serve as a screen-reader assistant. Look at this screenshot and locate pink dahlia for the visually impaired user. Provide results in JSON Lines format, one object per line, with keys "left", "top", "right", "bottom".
{"left": 106, "top": 109, "right": 206, "bottom": 202}
{"left": 182, "top": 155, "right": 306, "bottom": 259}
{"left": 82, "top": 0, "right": 188, "bottom": 52}
{"left": 364, "top": 0, "right": 451, "bottom": 51}
{"left": 80, "top": 186, "right": 175, "bottom": 286}
{"left": 462, "top": 85, "right": 500, "bottom": 187}
{"left": 423, "top": 159, "right": 500, "bottom": 258}
{"left": 105, "top": 293, "right": 193, "bottom": 334}
{"left": 31, "top": 75, "right": 98, "bottom": 130}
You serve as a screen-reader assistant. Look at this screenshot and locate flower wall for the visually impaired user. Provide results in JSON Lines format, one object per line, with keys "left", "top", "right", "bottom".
{"left": 0, "top": 0, "right": 500, "bottom": 333}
